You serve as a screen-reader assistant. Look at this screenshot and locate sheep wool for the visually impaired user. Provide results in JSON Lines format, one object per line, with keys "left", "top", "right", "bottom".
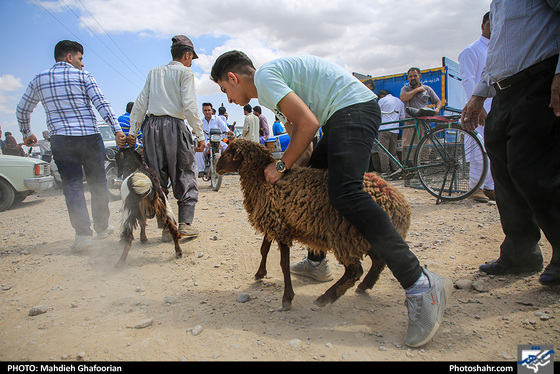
{"left": 217, "top": 139, "right": 412, "bottom": 308}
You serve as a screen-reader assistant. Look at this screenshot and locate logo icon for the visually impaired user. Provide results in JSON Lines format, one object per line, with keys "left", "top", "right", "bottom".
{"left": 518, "top": 345, "right": 554, "bottom": 374}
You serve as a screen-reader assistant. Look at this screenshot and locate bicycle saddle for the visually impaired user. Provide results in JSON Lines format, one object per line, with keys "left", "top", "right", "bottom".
{"left": 406, "top": 107, "right": 436, "bottom": 117}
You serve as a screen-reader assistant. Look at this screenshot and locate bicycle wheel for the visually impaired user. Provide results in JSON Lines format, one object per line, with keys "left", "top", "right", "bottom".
{"left": 414, "top": 124, "right": 488, "bottom": 201}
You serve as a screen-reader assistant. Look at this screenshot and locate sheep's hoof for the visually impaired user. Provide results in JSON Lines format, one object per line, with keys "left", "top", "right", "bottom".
{"left": 254, "top": 271, "right": 267, "bottom": 280}
{"left": 175, "top": 251, "right": 183, "bottom": 259}
{"left": 313, "top": 297, "right": 327, "bottom": 308}
{"left": 279, "top": 302, "right": 292, "bottom": 311}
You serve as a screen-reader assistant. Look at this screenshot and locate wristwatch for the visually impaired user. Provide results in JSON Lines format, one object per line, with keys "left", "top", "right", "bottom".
{"left": 275, "top": 160, "right": 288, "bottom": 173}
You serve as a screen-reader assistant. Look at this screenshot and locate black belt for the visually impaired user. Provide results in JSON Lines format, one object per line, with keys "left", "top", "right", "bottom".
{"left": 492, "top": 55, "right": 558, "bottom": 91}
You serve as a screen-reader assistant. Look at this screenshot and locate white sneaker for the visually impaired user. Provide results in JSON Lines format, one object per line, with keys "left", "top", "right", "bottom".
{"left": 96, "top": 225, "right": 114, "bottom": 239}
{"left": 70, "top": 235, "right": 93, "bottom": 252}
{"left": 404, "top": 268, "right": 452, "bottom": 347}
{"left": 290, "top": 257, "right": 333, "bottom": 282}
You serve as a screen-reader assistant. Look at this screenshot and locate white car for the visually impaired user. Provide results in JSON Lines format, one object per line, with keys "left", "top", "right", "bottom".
{"left": 0, "top": 155, "right": 53, "bottom": 211}
{"left": 98, "top": 123, "right": 117, "bottom": 147}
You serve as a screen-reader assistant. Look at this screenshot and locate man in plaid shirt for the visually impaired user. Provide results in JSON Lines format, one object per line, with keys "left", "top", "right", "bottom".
{"left": 16, "top": 40, "right": 126, "bottom": 252}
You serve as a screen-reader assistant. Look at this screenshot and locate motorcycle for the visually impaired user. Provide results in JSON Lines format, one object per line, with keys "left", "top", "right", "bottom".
{"left": 201, "top": 128, "right": 225, "bottom": 191}
{"left": 104, "top": 145, "right": 122, "bottom": 200}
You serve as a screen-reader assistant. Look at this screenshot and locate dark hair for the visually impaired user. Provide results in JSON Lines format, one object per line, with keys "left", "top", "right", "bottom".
{"left": 210, "top": 50, "right": 256, "bottom": 83}
{"left": 243, "top": 104, "right": 252, "bottom": 113}
{"left": 378, "top": 89, "right": 389, "bottom": 96}
{"left": 54, "top": 40, "right": 83, "bottom": 61}
{"left": 363, "top": 78, "right": 376, "bottom": 91}
{"left": 483, "top": 11, "right": 490, "bottom": 24}
{"left": 171, "top": 45, "right": 193, "bottom": 60}
{"left": 407, "top": 67, "right": 421, "bottom": 76}
{"left": 126, "top": 102, "right": 134, "bottom": 113}
{"left": 218, "top": 106, "right": 226, "bottom": 115}
{"left": 253, "top": 106, "right": 262, "bottom": 115}
{"left": 202, "top": 102, "right": 213, "bottom": 109}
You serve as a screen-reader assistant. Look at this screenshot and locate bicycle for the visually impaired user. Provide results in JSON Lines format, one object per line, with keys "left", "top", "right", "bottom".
{"left": 373, "top": 108, "right": 488, "bottom": 204}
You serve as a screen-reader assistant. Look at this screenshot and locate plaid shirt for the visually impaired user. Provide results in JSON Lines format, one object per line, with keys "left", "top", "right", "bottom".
{"left": 16, "top": 62, "right": 122, "bottom": 137}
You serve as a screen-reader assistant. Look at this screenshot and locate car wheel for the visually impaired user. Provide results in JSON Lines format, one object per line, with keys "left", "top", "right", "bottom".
{"left": 0, "top": 178, "right": 16, "bottom": 212}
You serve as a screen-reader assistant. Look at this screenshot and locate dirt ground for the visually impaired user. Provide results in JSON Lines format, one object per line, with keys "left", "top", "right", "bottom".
{"left": 0, "top": 174, "right": 558, "bottom": 362}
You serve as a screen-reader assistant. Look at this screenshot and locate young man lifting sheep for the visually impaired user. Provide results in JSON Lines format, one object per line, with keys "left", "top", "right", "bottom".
{"left": 210, "top": 51, "right": 452, "bottom": 348}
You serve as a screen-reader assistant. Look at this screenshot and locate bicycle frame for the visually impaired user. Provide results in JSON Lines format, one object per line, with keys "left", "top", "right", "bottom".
{"left": 374, "top": 113, "right": 488, "bottom": 203}
{"left": 373, "top": 115, "right": 469, "bottom": 176}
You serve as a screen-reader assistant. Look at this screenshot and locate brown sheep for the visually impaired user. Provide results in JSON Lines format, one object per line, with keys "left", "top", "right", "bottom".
{"left": 216, "top": 139, "right": 411, "bottom": 310}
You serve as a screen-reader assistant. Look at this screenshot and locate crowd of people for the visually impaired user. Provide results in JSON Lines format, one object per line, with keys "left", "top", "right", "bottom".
{"left": 10, "top": 0, "right": 560, "bottom": 349}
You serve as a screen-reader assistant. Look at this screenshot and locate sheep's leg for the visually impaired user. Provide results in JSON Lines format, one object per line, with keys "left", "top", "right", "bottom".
{"left": 166, "top": 221, "right": 183, "bottom": 259}
{"left": 255, "top": 238, "right": 272, "bottom": 280}
{"left": 171, "top": 231, "right": 183, "bottom": 259}
{"left": 139, "top": 218, "right": 148, "bottom": 243}
{"left": 116, "top": 227, "right": 133, "bottom": 268}
{"left": 279, "top": 242, "right": 295, "bottom": 310}
{"left": 154, "top": 196, "right": 184, "bottom": 259}
{"left": 356, "top": 249, "right": 386, "bottom": 293}
{"left": 314, "top": 261, "right": 363, "bottom": 307}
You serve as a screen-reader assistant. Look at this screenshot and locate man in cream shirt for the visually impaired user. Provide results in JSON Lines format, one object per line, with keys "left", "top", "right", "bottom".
{"left": 242, "top": 104, "right": 260, "bottom": 143}
{"left": 129, "top": 35, "right": 205, "bottom": 240}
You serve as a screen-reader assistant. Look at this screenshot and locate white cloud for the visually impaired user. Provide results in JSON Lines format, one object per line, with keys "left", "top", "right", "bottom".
{"left": 0, "top": 74, "right": 24, "bottom": 92}
{"left": 30, "top": 0, "right": 491, "bottom": 125}
{"left": 46, "top": 0, "right": 491, "bottom": 81}
{"left": 0, "top": 74, "right": 25, "bottom": 115}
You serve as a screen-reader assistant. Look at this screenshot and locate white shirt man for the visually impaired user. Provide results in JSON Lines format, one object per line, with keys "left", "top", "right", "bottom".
{"left": 196, "top": 103, "right": 229, "bottom": 172}
{"left": 377, "top": 90, "right": 405, "bottom": 175}
{"left": 458, "top": 12, "right": 494, "bottom": 201}
{"left": 378, "top": 92, "right": 405, "bottom": 133}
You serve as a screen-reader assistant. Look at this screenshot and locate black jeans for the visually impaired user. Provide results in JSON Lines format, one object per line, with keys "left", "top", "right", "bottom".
{"left": 309, "top": 99, "right": 422, "bottom": 289}
{"left": 485, "top": 59, "right": 560, "bottom": 269}
{"left": 51, "top": 134, "right": 110, "bottom": 237}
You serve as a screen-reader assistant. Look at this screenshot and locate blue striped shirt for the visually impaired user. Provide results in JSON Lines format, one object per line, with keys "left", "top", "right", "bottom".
{"left": 118, "top": 112, "right": 142, "bottom": 141}
{"left": 473, "top": 0, "right": 560, "bottom": 97}
{"left": 16, "top": 61, "right": 122, "bottom": 137}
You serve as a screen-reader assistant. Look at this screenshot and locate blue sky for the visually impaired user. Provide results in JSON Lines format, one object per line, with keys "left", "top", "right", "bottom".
{"left": 0, "top": 0, "right": 492, "bottom": 142}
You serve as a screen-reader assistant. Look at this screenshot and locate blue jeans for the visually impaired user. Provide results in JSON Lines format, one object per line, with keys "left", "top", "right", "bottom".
{"left": 51, "top": 134, "right": 110, "bottom": 237}
{"left": 309, "top": 99, "right": 422, "bottom": 289}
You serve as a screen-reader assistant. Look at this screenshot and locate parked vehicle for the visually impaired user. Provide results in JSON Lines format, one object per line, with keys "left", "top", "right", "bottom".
{"left": 201, "top": 128, "right": 226, "bottom": 191}
{"left": 104, "top": 145, "right": 122, "bottom": 200}
{"left": 265, "top": 133, "right": 290, "bottom": 159}
{"left": 353, "top": 57, "right": 466, "bottom": 115}
{"left": 0, "top": 155, "right": 53, "bottom": 211}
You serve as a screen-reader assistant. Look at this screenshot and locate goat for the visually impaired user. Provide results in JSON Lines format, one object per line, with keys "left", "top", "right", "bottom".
{"left": 216, "top": 139, "right": 411, "bottom": 310}
{"left": 115, "top": 148, "right": 182, "bottom": 267}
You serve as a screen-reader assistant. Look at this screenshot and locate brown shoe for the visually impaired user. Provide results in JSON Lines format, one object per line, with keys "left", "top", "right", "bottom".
{"left": 483, "top": 189, "right": 495, "bottom": 201}
{"left": 178, "top": 223, "right": 199, "bottom": 238}
{"left": 471, "top": 189, "right": 489, "bottom": 203}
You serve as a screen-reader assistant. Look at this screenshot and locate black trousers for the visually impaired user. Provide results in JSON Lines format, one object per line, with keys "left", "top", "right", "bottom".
{"left": 484, "top": 59, "right": 560, "bottom": 269}
{"left": 308, "top": 99, "right": 422, "bottom": 289}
